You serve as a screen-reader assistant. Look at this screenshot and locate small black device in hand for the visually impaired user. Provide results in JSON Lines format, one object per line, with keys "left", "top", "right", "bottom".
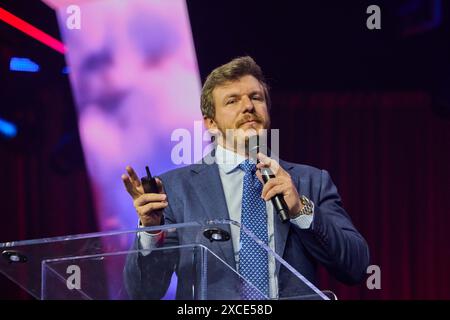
{"left": 140, "top": 166, "right": 165, "bottom": 226}
{"left": 141, "top": 166, "right": 159, "bottom": 194}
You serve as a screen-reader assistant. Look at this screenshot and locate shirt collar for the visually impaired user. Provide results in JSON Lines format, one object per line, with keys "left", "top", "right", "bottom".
{"left": 215, "top": 144, "right": 247, "bottom": 174}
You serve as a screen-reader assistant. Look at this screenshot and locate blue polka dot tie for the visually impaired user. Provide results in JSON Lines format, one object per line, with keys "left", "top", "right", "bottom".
{"left": 238, "top": 159, "right": 269, "bottom": 299}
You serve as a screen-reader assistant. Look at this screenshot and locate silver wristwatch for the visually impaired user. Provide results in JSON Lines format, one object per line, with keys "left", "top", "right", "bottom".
{"left": 294, "top": 195, "right": 314, "bottom": 217}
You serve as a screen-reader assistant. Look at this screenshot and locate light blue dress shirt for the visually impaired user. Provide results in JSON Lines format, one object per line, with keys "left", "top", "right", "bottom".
{"left": 139, "top": 144, "right": 314, "bottom": 299}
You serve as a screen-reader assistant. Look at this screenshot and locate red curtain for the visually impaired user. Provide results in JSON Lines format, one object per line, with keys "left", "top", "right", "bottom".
{"left": 0, "top": 89, "right": 98, "bottom": 299}
{"left": 272, "top": 91, "right": 450, "bottom": 299}
{"left": 1, "top": 90, "right": 449, "bottom": 299}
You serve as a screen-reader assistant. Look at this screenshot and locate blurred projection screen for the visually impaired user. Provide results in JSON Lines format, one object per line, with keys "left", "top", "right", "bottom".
{"left": 43, "top": 0, "right": 201, "bottom": 231}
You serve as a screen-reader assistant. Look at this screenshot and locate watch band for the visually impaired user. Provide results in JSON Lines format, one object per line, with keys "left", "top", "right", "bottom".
{"left": 292, "top": 195, "right": 314, "bottom": 219}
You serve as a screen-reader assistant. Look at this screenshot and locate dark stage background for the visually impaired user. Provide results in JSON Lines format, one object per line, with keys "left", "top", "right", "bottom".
{"left": 1, "top": 0, "right": 449, "bottom": 299}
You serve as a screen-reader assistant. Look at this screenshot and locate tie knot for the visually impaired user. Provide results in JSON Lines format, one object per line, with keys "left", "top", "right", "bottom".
{"left": 239, "top": 159, "right": 257, "bottom": 174}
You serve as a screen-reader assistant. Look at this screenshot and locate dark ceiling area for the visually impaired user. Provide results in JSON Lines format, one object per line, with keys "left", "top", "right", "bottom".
{"left": 186, "top": 0, "right": 450, "bottom": 90}
{"left": 1, "top": 0, "right": 449, "bottom": 92}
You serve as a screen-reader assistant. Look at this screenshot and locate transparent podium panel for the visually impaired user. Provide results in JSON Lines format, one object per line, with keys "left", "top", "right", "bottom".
{"left": 0, "top": 220, "right": 330, "bottom": 300}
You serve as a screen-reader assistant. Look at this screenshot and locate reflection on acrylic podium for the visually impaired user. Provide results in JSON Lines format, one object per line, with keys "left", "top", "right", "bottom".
{"left": 0, "top": 220, "right": 334, "bottom": 300}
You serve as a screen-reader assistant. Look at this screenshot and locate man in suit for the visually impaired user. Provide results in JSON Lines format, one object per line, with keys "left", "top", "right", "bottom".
{"left": 122, "top": 56, "right": 370, "bottom": 300}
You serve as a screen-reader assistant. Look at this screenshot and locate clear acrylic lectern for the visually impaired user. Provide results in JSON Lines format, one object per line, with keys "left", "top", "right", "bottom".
{"left": 0, "top": 220, "right": 331, "bottom": 300}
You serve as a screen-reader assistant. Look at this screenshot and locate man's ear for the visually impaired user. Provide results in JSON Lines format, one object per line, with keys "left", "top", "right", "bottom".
{"left": 204, "top": 117, "right": 220, "bottom": 142}
{"left": 203, "top": 117, "right": 217, "bottom": 131}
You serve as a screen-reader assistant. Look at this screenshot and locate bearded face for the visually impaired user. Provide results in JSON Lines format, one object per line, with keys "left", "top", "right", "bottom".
{"left": 205, "top": 75, "right": 270, "bottom": 152}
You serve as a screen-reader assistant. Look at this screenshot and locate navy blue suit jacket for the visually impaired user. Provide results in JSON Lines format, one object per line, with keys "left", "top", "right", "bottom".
{"left": 124, "top": 157, "right": 370, "bottom": 299}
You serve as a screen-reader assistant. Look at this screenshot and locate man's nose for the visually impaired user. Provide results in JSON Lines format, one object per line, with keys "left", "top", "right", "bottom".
{"left": 242, "top": 95, "right": 255, "bottom": 112}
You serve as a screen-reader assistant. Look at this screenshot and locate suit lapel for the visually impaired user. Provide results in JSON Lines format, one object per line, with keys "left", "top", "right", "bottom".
{"left": 190, "top": 161, "right": 236, "bottom": 268}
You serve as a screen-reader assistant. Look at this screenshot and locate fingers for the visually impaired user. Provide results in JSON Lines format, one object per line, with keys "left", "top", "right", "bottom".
{"left": 255, "top": 170, "right": 264, "bottom": 184}
{"left": 126, "top": 165, "right": 142, "bottom": 188}
{"left": 121, "top": 174, "right": 133, "bottom": 192}
{"left": 122, "top": 167, "right": 168, "bottom": 227}
{"left": 261, "top": 177, "right": 284, "bottom": 200}
{"left": 257, "top": 153, "right": 285, "bottom": 176}
{"left": 122, "top": 174, "right": 140, "bottom": 198}
{"left": 122, "top": 166, "right": 154, "bottom": 199}
{"left": 136, "top": 201, "right": 168, "bottom": 216}
{"left": 134, "top": 192, "right": 168, "bottom": 226}
{"left": 134, "top": 193, "right": 167, "bottom": 207}
{"left": 257, "top": 152, "right": 272, "bottom": 166}
{"left": 257, "top": 155, "right": 291, "bottom": 200}
{"left": 263, "top": 184, "right": 286, "bottom": 201}
{"left": 135, "top": 197, "right": 168, "bottom": 228}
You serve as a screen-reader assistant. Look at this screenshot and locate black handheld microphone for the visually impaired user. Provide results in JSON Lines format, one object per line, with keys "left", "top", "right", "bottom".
{"left": 260, "top": 167, "right": 290, "bottom": 223}
{"left": 249, "top": 140, "right": 290, "bottom": 223}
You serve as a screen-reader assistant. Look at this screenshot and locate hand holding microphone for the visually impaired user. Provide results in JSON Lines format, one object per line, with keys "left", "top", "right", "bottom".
{"left": 255, "top": 153, "right": 303, "bottom": 223}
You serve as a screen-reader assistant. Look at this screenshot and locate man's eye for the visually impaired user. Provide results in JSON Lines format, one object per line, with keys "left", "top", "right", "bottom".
{"left": 252, "top": 95, "right": 263, "bottom": 101}
{"left": 226, "top": 99, "right": 236, "bottom": 105}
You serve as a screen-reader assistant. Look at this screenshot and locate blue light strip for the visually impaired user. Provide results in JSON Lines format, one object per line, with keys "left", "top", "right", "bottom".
{"left": 9, "top": 57, "right": 40, "bottom": 72}
{"left": 0, "top": 118, "right": 18, "bottom": 138}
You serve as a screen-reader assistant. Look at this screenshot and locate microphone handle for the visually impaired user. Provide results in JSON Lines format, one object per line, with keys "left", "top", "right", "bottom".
{"left": 261, "top": 168, "right": 290, "bottom": 223}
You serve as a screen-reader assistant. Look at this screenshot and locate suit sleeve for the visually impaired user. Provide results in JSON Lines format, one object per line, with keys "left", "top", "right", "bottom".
{"left": 123, "top": 200, "right": 179, "bottom": 299}
{"left": 296, "top": 169, "right": 370, "bottom": 284}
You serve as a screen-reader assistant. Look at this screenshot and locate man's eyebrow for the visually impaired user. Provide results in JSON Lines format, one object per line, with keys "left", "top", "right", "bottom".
{"left": 223, "top": 93, "right": 240, "bottom": 101}
{"left": 221, "top": 90, "right": 264, "bottom": 103}
{"left": 223, "top": 90, "right": 263, "bottom": 99}
{"left": 248, "top": 90, "right": 264, "bottom": 96}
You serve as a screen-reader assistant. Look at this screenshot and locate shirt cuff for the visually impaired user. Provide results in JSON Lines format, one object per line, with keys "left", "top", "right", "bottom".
{"left": 290, "top": 202, "right": 315, "bottom": 229}
{"left": 137, "top": 222, "right": 164, "bottom": 256}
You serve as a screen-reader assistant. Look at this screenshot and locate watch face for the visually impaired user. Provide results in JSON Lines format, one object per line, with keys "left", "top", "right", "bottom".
{"left": 300, "top": 195, "right": 309, "bottom": 205}
{"left": 300, "top": 195, "right": 313, "bottom": 215}
{"left": 300, "top": 196, "right": 305, "bottom": 205}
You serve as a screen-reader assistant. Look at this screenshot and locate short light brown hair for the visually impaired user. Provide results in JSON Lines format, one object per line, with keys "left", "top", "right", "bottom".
{"left": 200, "top": 56, "right": 270, "bottom": 119}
